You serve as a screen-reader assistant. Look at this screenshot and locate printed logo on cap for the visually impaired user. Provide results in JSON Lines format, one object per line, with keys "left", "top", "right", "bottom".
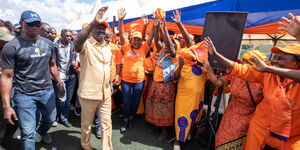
{"left": 31, "top": 13, "right": 39, "bottom": 18}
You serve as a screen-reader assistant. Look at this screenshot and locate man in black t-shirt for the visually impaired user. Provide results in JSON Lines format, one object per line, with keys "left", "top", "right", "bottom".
{"left": 0, "top": 10, "right": 65, "bottom": 150}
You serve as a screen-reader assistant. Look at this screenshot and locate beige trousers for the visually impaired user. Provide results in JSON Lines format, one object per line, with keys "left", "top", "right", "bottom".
{"left": 79, "top": 97, "right": 113, "bottom": 150}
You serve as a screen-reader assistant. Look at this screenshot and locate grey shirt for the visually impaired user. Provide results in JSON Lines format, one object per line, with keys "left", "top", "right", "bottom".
{"left": 0, "top": 36, "right": 55, "bottom": 95}
{"left": 54, "top": 39, "right": 77, "bottom": 80}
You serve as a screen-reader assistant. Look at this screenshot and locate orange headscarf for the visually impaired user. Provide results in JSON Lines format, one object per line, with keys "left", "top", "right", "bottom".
{"left": 242, "top": 50, "right": 267, "bottom": 65}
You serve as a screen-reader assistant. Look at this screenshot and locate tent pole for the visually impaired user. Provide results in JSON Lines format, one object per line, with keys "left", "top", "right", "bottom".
{"left": 268, "top": 34, "right": 285, "bottom": 60}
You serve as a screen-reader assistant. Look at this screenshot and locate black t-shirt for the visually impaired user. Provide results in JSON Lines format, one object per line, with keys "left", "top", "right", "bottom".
{"left": 0, "top": 36, "right": 55, "bottom": 95}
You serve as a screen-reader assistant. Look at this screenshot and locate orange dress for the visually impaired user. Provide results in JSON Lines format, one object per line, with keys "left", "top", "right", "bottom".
{"left": 215, "top": 75, "right": 263, "bottom": 149}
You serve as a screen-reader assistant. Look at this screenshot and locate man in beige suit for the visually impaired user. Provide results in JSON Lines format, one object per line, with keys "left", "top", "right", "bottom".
{"left": 74, "top": 6, "right": 113, "bottom": 150}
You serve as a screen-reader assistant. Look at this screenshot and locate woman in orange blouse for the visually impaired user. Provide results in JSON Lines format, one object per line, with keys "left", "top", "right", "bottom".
{"left": 118, "top": 8, "right": 154, "bottom": 133}
{"left": 145, "top": 19, "right": 178, "bottom": 141}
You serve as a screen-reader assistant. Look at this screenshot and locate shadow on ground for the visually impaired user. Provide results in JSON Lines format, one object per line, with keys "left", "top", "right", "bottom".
{"left": 1, "top": 110, "right": 208, "bottom": 150}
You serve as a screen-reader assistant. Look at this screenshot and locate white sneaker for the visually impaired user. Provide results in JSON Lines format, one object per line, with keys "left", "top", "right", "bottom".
{"left": 35, "top": 132, "right": 42, "bottom": 143}
{"left": 12, "top": 128, "right": 21, "bottom": 140}
{"left": 173, "top": 143, "right": 181, "bottom": 150}
{"left": 52, "top": 121, "right": 58, "bottom": 127}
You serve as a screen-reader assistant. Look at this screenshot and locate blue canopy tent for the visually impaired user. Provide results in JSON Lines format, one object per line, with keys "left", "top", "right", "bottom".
{"left": 112, "top": 0, "right": 300, "bottom": 35}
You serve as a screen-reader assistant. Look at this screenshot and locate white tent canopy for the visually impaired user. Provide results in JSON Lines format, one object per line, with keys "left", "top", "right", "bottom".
{"left": 65, "top": 0, "right": 214, "bottom": 30}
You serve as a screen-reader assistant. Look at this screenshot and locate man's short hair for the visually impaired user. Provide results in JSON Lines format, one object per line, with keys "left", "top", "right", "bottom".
{"left": 41, "top": 22, "right": 50, "bottom": 29}
{"left": 4, "top": 21, "right": 13, "bottom": 33}
{"left": 61, "top": 29, "right": 72, "bottom": 36}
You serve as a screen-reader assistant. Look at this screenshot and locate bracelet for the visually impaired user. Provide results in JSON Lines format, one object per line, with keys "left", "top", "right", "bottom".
{"left": 217, "top": 75, "right": 227, "bottom": 86}
{"left": 57, "top": 81, "right": 64, "bottom": 87}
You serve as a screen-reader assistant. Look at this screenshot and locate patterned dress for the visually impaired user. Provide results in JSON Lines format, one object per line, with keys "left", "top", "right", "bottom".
{"left": 145, "top": 50, "right": 177, "bottom": 126}
{"left": 215, "top": 75, "right": 263, "bottom": 149}
{"left": 174, "top": 43, "right": 208, "bottom": 142}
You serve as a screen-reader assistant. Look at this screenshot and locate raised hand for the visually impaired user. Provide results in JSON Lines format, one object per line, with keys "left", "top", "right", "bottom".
{"left": 279, "top": 13, "right": 300, "bottom": 40}
{"left": 142, "top": 14, "right": 149, "bottom": 26}
{"left": 153, "top": 12, "right": 160, "bottom": 27}
{"left": 171, "top": 10, "right": 181, "bottom": 24}
{"left": 152, "top": 11, "right": 160, "bottom": 20}
{"left": 250, "top": 55, "right": 268, "bottom": 72}
{"left": 93, "top": 6, "right": 109, "bottom": 25}
{"left": 204, "top": 37, "right": 218, "bottom": 56}
{"left": 118, "top": 8, "right": 127, "bottom": 21}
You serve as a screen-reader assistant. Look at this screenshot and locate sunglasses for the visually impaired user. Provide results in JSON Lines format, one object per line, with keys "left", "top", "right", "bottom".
{"left": 26, "top": 22, "right": 41, "bottom": 27}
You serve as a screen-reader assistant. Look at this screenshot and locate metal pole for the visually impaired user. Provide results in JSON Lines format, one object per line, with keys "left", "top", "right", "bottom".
{"left": 207, "top": 86, "right": 223, "bottom": 150}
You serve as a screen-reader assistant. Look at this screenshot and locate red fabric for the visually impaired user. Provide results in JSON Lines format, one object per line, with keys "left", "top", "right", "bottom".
{"left": 244, "top": 22, "right": 285, "bottom": 34}
{"left": 145, "top": 81, "right": 176, "bottom": 126}
{"left": 215, "top": 75, "right": 263, "bottom": 147}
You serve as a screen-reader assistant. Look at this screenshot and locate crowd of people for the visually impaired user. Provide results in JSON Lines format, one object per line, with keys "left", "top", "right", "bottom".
{"left": 0, "top": 5, "right": 300, "bottom": 150}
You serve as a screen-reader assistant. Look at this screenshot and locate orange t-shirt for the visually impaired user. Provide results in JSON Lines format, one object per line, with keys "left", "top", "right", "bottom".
{"left": 115, "top": 36, "right": 121, "bottom": 45}
{"left": 121, "top": 40, "right": 150, "bottom": 83}
{"left": 144, "top": 57, "right": 154, "bottom": 72}
{"left": 153, "top": 49, "right": 178, "bottom": 82}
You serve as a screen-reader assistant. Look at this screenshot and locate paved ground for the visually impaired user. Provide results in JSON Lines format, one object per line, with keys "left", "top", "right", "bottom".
{"left": 1, "top": 110, "right": 209, "bottom": 150}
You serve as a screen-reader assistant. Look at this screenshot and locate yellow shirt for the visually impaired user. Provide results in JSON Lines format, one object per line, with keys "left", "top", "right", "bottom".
{"left": 77, "top": 37, "right": 112, "bottom": 100}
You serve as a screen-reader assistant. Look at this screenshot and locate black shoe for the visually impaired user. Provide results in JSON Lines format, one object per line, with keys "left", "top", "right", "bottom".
{"left": 128, "top": 120, "right": 134, "bottom": 131}
{"left": 75, "top": 107, "right": 81, "bottom": 116}
{"left": 60, "top": 121, "right": 72, "bottom": 127}
{"left": 95, "top": 127, "right": 102, "bottom": 139}
{"left": 158, "top": 131, "right": 168, "bottom": 141}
